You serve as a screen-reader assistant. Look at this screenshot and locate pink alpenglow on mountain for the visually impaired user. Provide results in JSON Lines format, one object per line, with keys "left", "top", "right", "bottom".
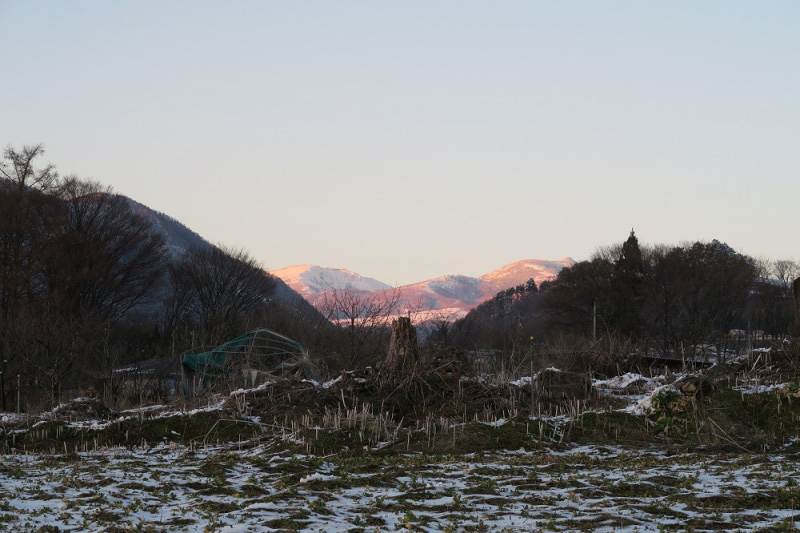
{"left": 479, "top": 258, "right": 576, "bottom": 294}
{"left": 271, "top": 258, "right": 575, "bottom": 319}
{"left": 270, "top": 265, "right": 391, "bottom": 298}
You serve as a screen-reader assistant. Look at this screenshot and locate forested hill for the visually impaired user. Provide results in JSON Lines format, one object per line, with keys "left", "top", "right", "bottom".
{"left": 120, "top": 195, "right": 314, "bottom": 314}
{"left": 0, "top": 145, "right": 327, "bottom": 411}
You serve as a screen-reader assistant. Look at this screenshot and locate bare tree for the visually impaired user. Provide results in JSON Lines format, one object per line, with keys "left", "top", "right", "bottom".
{"left": 0, "top": 145, "right": 62, "bottom": 409}
{"left": 0, "top": 144, "right": 59, "bottom": 192}
{"left": 46, "top": 179, "right": 168, "bottom": 401}
{"left": 318, "top": 288, "right": 400, "bottom": 369}
{"left": 643, "top": 240, "right": 755, "bottom": 357}
{"left": 1, "top": 147, "right": 170, "bottom": 407}
{"left": 590, "top": 242, "right": 623, "bottom": 263}
{"left": 773, "top": 260, "right": 799, "bottom": 289}
{"left": 753, "top": 256, "right": 773, "bottom": 281}
{"left": 19, "top": 299, "right": 102, "bottom": 407}
{"left": 55, "top": 178, "right": 168, "bottom": 323}
{"left": 167, "top": 246, "right": 276, "bottom": 345}
{"left": 417, "top": 308, "right": 462, "bottom": 348}
{"left": 745, "top": 258, "right": 799, "bottom": 340}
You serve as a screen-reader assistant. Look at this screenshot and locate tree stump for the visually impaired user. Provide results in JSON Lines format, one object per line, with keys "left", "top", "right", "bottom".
{"left": 382, "top": 317, "right": 419, "bottom": 380}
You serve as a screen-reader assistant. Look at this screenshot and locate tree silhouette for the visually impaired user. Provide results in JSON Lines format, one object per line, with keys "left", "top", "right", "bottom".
{"left": 610, "top": 229, "right": 645, "bottom": 338}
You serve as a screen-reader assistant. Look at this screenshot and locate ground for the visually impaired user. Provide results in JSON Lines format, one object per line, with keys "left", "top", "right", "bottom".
{"left": 1, "top": 443, "right": 800, "bottom": 531}
{"left": 3, "top": 351, "right": 800, "bottom": 531}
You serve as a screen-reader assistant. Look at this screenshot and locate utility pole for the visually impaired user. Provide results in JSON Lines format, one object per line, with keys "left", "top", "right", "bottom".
{"left": 16, "top": 374, "right": 20, "bottom": 414}
{"left": 529, "top": 336, "right": 535, "bottom": 416}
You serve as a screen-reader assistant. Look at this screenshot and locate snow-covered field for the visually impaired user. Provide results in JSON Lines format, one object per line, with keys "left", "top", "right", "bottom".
{"left": 1, "top": 443, "right": 799, "bottom": 531}
{"left": 1, "top": 364, "right": 797, "bottom": 531}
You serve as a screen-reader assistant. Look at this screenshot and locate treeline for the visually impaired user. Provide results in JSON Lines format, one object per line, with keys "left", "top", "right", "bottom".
{"left": 450, "top": 231, "right": 797, "bottom": 364}
{"left": 0, "top": 145, "right": 325, "bottom": 410}
{"left": 3, "top": 144, "right": 797, "bottom": 410}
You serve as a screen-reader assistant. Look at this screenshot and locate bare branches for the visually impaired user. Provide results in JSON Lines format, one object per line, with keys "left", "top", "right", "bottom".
{"left": 0, "top": 144, "right": 59, "bottom": 193}
{"left": 168, "top": 246, "right": 276, "bottom": 344}
{"left": 773, "top": 260, "right": 800, "bottom": 289}
{"left": 0, "top": 146, "right": 172, "bottom": 408}
{"left": 54, "top": 178, "right": 168, "bottom": 323}
{"left": 318, "top": 288, "right": 401, "bottom": 369}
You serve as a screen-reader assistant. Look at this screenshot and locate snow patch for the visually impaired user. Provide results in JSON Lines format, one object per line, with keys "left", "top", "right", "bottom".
{"left": 229, "top": 381, "right": 273, "bottom": 396}
{"left": 300, "top": 472, "right": 338, "bottom": 483}
{"left": 623, "top": 385, "right": 678, "bottom": 416}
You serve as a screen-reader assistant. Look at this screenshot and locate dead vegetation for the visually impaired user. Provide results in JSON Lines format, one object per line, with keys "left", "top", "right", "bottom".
{"left": 4, "top": 339, "right": 800, "bottom": 456}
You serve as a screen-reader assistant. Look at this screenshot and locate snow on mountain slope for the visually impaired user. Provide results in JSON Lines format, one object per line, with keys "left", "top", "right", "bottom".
{"left": 272, "top": 258, "right": 574, "bottom": 318}
{"left": 480, "top": 258, "right": 575, "bottom": 294}
{"left": 272, "top": 265, "right": 391, "bottom": 298}
{"left": 394, "top": 275, "right": 487, "bottom": 312}
{"left": 425, "top": 275, "right": 486, "bottom": 303}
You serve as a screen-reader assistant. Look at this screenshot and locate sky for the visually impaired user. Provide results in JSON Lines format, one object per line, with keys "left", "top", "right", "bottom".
{"left": 2, "top": 1, "right": 798, "bottom": 286}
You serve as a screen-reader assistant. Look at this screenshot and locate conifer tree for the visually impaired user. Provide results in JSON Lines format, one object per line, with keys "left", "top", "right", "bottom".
{"left": 610, "top": 229, "right": 645, "bottom": 337}
{"left": 525, "top": 278, "right": 538, "bottom": 293}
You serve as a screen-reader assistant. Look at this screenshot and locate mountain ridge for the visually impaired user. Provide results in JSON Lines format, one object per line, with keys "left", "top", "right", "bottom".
{"left": 271, "top": 264, "right": 392, "bottom": 298}
{"left": 271, "top": 258, "right": 576, "bottom": 318}
{"left": 120, "top": 196, "right": 315, "bottom": 313}
{"left": 122, "top": 194, "right": 574, "bottom": 320}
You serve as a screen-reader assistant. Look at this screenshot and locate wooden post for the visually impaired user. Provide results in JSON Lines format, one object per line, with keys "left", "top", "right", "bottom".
{"left": 16, "top": 374, "right": 20, "bottom": 414}
{"left": 530, "top": 351, "right": 535, "bottom": 417}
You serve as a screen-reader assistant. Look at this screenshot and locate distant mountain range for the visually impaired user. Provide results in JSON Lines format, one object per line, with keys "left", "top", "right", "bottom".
{"left": 122, "top": 195, "right": 574, "bottom": 321}
{"left": 272, "top": 258, "right": 575, "bottom": 319}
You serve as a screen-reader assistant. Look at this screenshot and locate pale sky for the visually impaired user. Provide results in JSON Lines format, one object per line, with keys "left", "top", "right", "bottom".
{"left": 2, "top": 1, "right": 798, "bottom": 286}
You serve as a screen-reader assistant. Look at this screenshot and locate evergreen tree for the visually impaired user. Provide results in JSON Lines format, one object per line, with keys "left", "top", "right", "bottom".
{"left": 610, "top": 229, "right": 645, "bottom": 337}
{"left": 525, "top": 278, "right": 538, "bottom": 293}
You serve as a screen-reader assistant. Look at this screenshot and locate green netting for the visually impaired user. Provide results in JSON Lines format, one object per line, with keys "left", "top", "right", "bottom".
{"left": 180, "top": 328, "right": 311, "bottom": 398}
{"left": 180, "top": 328, "right": 307, "bottom": 378}
{"left": 180, "top": 332, "right": 255, "bottom": 376}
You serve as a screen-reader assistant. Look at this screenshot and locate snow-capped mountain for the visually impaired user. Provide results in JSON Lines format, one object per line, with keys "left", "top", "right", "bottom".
{"left": 391, "top": 275, "right": 486, "bottom": 313}
{"left": 271, "top": 258, "right": 575, "bottom": 319}
{"left": 479, "top": 258, "right": 576, "bottom": 294}
{"left": 271, "top": 265, "right": 392, "bottom": 298}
